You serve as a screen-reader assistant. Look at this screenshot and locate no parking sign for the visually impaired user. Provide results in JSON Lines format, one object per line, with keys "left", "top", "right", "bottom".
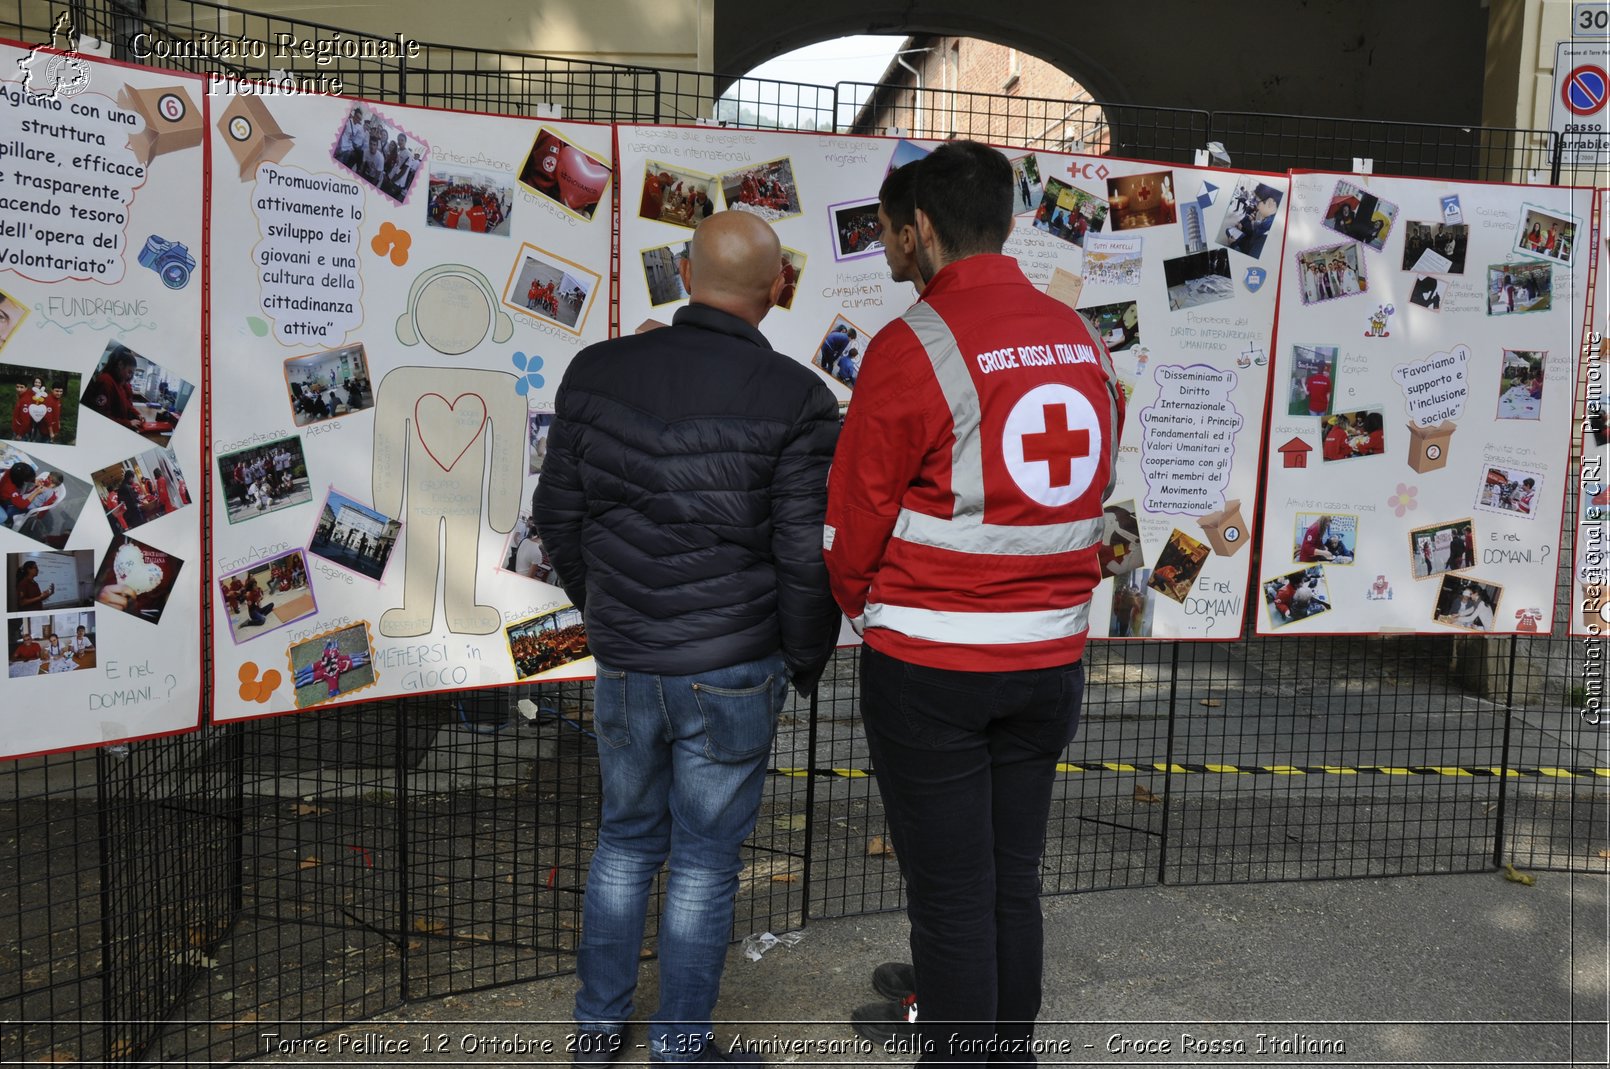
{"left": 1552, "top": 40, "right": 1609, "bottom": 169}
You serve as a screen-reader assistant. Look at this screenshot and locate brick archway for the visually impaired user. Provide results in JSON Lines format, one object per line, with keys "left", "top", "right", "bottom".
{"left": 714, "top": 0, "right": 1487, "bottom": 121}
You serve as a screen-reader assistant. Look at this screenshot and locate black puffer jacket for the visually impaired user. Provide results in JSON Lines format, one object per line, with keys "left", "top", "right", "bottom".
{"left": 534, "top": 303, "right": 841, "bottom": 696}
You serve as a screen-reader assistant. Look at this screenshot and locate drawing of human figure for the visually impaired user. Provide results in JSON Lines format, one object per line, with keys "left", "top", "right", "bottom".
{"left": 372, "top": 366, "right": 525, "bottom": 636}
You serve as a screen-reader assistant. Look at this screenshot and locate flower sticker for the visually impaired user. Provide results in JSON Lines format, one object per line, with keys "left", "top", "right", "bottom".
{"left": 370, "top": 221, "right": 412, "bottom": 266}
{"left": 512, "top": 351, "right": 545, "bottom": 395}
{"left": 238, "top": 661, "right": 281, "bottom": 704}
{"left": 1387, "top": 483, "right": 1419, "bottom": 517}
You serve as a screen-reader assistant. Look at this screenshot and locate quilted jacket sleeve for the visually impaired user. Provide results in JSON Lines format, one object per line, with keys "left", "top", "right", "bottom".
{"left": 770, "top": 380, "right": 842, "bottom": 698}
{"left": 533, "top": 385, "right": 588, "bottom": 612}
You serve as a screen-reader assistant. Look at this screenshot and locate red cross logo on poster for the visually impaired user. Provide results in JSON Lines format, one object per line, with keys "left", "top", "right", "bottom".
{"left": 1002, "top": 384, "right": 1102, "bottom": 507}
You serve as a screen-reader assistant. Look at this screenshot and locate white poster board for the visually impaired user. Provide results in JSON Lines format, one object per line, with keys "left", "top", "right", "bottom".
{"left": 1257, "top": 171, "right": 1593, "bottom": 636}
{"left": 615, "top": 126, "right": 1289, "bottom": 638}
{"left": 0, "top": 45, "right": 205, "bottom": 757}
{"left": 208, "top": 88, "right": 611, "bottom": 719}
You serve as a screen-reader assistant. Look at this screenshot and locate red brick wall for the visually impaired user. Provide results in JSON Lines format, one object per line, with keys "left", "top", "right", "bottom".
{"left": 858, "top": 36, "right": 1109, "bottom": 153}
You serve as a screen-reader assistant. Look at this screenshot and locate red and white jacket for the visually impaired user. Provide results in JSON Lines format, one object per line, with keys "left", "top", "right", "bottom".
{"left": 823, "top": 254, "right": 1125, "bottom": 672}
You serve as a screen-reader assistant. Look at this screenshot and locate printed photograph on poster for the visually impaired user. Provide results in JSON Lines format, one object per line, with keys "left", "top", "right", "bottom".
{"left": 217, "top": 436, "right": 311, "bottom": 524}
{"left": 1496, "top": 349, "right": 1545, "bottom": 420}
{"left": 640, "top": 242, "right": 690, "bottom": 306}
{"left": 7, "top": 550, "right": 94, "bottom": 612}
{"left": 1033, "top": 177, "right": 1108, "bottom": 245}
{"left": 1321, "top": 180, "right": 1398, "bottom": 250}
{"left": 814, "top": 316, "right": 865, "bottom": 389}
{"left": 1408, "top": 518, "right": 1476, "bottom": 578}
{"left": 284, "top": 343, "right": 373, "bottom": 428}
{"left": 1078, "top": 300, "right": 1140, "bottom": 352}
{"left": 1401, "top": 220, "right": 1468, "bottom": 274}
{"left": 1082, "top": 233, "right": 1142, "bottom": 286}
{"left": 426, "top": 166, "right": 514, "bottom": 237}
{"left": 720, "top": 158, "right": 803, "bottom": 221}
{"left": 1215, "top": 179, "right": 1284, "bottom": 259}
{"left": 7, "top": 611, "right": 95, "bottom": 678}
{"left": 1320, "top": 409, "right": 1385, "bottom": 462}
{"left": 309, "top": 489, "right": 400, "bottom": 582}
{"left": 1513, "top": 204, "right": 1577, "bottom": 264}
{"left": 518, "top": 127, "right": 610, "bottom": 222}
{"left": 1262, "top": 566, "right": 1332, "bottom": 628}
{"left": 1287, "top": 344, "right": 1337, "bottom": 416}
{"left": 886, "top": 139, "right": 929, "bottom": 174}
{"left": 829, "top": 198, "right": 885, "bottom": 261}
{"left": 1146, "top": 529, "right": 1210, "bottom": 604}
{"left": 1107, "top": 171, "right": 1176, "bottom": 231}
{"left": 217, "top": 549, "right": 314, "bottom": 643}
{"left": 1408, "top": 276, "right": 1445, "bottom": 311}
{"left": 2, "top": 365, "right": 80, "bottom": 446}
{"left": 1162, "top": 248, "right": 1233, "bottom": 311}
{"left": 501, "top": 483, "right": 556, "bottom": 584}
{"left": 1295, "top": 243, "right": 1366, "bottom": 304}
{"left": 290, "top": 622, "right": 376, "bottom": 708}
{"left": 638, "top": 162, "right": 718, "bottom": 229}
{"left": 1476, "top": 465, "right": 1542, "bottom": 518}
{"left": 1486, "top": 262, "right": 1552, "bottom": 315}
{"left": 1098, "top": 500, "right": 1143, "bottom": 578}
{"left": 0, "top": 446, "right": 89, "bottom": 550}
{"left": 506, "top": 604, "right": 589, "bottom": 680}
{"left": 528, "top": 411, "right": 554, "bottom": 473}
{"left": 0, "top": 287, "right": 27, "bottom": 355}
{"left": 91, "top": 448, "right": 191, "bottom": 533}
{"left": 778, "top": 246, "right": 805, "bottom": 310}
{"left": 331, "top": 103, "right": 425, "bottom": 205}
{"left": 1108, "top": 568, "right": 1155, "bottom": 637}
{"left": 1433, "top": 573, "right": 1501, "bottom": 632}
{"left": 503, "top": 243, "right": 600, "bottom": 334}
{"left": 1292, "top": 512, "right": 1357, "bottom": 564}
{"left": 1009, "top": 154, "right": 1044, "bottom": 214}
{"left": 1180, "top": 198, "right": 1208, "bottom": 254}
{"left": 93, "top": 537, "right": 183, "bottom": 625}
{"left": 81, "top": 341, "right": 196, "bottom": 446}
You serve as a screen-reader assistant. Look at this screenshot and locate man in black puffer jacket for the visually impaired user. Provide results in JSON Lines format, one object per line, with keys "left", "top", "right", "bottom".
{"left": 535, "top": 210, "right": 840, "bottom": 1068}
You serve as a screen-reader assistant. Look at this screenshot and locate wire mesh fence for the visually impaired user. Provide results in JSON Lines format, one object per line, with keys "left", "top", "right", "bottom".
{"left": 0, "top": 0, "right": 1604, "bottom": 1062}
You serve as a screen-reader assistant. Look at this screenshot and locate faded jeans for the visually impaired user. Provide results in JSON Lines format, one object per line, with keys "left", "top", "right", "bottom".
{"left": 575, "top": 651, "right": 788, "bottom": 1061}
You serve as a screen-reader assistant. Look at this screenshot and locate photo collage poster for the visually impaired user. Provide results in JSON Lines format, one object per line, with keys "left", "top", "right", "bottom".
{"left": 1256, "top": 171, "right": 1593, "bottom": 636}
{"left": 209, "top": 91, "right": 610, "bottom": 720}
{"left": 1574, "top": 188, "right": 1608, "bottom": 638}
{"left": 0, "top": 46, "right": 206, "bottom": 758}
{"left": 616, "top": 126, "right": 1289, "bottom": 639}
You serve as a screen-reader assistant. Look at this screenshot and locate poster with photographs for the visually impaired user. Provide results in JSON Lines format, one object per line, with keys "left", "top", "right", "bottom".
{"left": 1258, "top": 172, "right": 1592, "bottom": 635}
{"left": 210, "top": 91, "right": 608, "bottom": 721}
{"left": 0, "top": 46, "right": 206, "bottom": 758}
{"left": 1572, "top": 189, "right": 1607, "bottom": 638}
{"left": 619, "top": 126, "right": 1290, "bottom": 640}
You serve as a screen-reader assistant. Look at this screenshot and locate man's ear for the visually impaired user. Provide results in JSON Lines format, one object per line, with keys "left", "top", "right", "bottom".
{"left": 678, "top": 255, "right": 693, "bottom": 295}
{"left": 767, "top": 269, "right": 787, "bottom": 308}
{"left": 913, "top": 207, "right": 935, "bottom": 251}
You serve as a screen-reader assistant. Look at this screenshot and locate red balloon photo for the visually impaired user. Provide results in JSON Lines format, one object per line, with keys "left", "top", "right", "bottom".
{"left": 518, "top": 126, "right": 610, "bottom": 222}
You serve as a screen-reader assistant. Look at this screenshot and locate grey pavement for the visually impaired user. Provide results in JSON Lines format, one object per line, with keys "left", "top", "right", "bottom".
{"left": 261, "top": 870, "right": 1609, "bottom": 1067}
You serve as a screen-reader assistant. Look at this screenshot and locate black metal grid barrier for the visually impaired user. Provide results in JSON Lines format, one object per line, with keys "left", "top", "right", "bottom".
{"left": 0, "top": 0, "right": 1604, "bottom": 1063}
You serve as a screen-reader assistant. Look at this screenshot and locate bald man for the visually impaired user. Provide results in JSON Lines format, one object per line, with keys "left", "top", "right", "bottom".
{"left": 537, "top": 210, "right": 840, "bottom": 1067}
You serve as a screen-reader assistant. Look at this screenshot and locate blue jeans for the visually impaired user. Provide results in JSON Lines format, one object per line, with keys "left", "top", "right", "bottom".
{"left": 575, "top": 651, "right": 788, "bottom": 1061}
{"left": 859, "top": 645, "right": 1083, "bottom": 1067}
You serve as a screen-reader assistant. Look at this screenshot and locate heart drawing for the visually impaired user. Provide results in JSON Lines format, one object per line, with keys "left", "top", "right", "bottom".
{"left": 413, "top": 392, "right": 489, "bottom": 472}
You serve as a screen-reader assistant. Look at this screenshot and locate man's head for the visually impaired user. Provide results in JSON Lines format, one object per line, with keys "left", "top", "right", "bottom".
{"left": 678, "top": 210, "right": 785, "bottom": 326}
{"left": 1252, "top": 184, "right": 1281, "bottom": 221}
{"left": 878, "top": 162, "right": 923, "bottom": 286}
{"left": 911, "top": 141, "right": 1014, "bottom": 280}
